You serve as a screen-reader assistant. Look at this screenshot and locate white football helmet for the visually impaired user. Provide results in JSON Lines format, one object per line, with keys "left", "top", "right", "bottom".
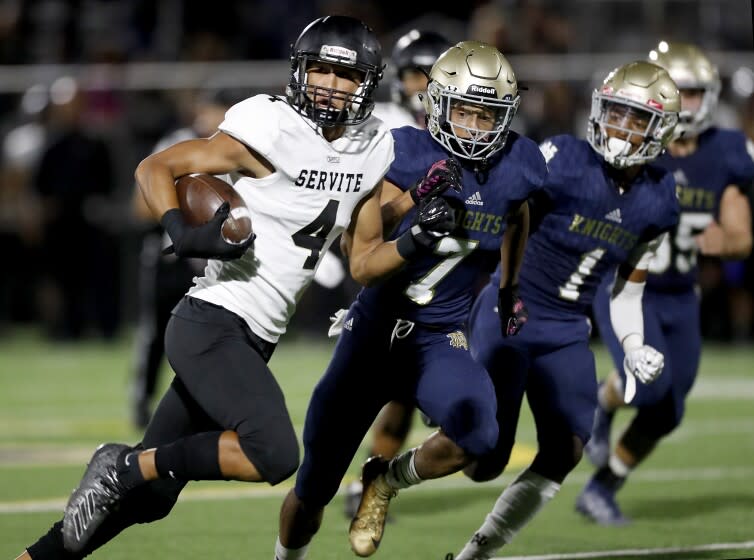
{"left": 648, "top": 41, "right": 720, "bottom": 138}
{"left": 423, "top": 41, "right": 520, "bottom": 162}
{"left": 587, "top": 61, "right": 680, "bottom": 169}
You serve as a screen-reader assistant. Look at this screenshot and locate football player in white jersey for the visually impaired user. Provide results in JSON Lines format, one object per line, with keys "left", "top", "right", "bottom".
{"left": 17, "top": 16, "right": 457, "bottom": 560}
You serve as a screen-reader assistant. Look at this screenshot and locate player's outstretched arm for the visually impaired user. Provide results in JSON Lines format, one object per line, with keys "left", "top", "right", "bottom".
{"left": 695, "top": 184, "right": 752, "bottom": 259}
{"left": 346, "top": 180, "right": 457, "bottom": 286}
{"left": 345, "top": 182, "right": 406, "bottom": 286}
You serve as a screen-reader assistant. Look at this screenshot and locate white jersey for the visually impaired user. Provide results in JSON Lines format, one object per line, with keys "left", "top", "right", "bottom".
{"left": 188, "top": 95, "right": 394, "bottom": 342}
{"left": 372, "top": 102, "right": 419, "bottom": 130}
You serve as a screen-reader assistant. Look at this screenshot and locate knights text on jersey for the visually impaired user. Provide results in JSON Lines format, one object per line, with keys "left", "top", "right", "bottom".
{"left": 357, "top": 127, "right": 547, "bottom": 326}
{"left": 504, "top": 135, "right": 679, "bottom": 318}
{"left": 647, "top": 127, "right": 754, "bottom": 292}
{"left": 188, "top": 95, "right": 394, "bottom": 342}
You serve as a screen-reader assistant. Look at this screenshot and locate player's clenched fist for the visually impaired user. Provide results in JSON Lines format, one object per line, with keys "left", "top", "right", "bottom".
{"left": 623, "top": 345, "right": 664, "bottom": 384}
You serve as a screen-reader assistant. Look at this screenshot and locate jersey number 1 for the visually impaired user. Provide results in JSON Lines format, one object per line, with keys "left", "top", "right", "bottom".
{"left": 292, "top": 199, "right": 339, "bottom": 269}
{"left": 558, "top": 247, "right": 605, "bottom": 302}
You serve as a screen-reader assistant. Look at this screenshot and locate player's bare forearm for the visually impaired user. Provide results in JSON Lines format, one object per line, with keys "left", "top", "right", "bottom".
{"left": 499, "top": 201, "right": 529, "bottom": 288}
{"left": 380, "top": 181, "right": 414, "bottom": 237}
{"left": 381, "top": 191, "right": 414, "bottom": 237}
{"left": 135, "top": 133, "right": 258, "bottom": 220}
{"left": 134, "top": 156, "right": 182, "bottom": 220}
{"left": 348, "top": 240, "right": 405, "bottom": 286}
{"left": 714, "top": 184, "right": 753, "bottom": 259}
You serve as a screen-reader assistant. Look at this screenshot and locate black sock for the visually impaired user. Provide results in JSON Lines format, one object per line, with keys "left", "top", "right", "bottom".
{"left": 116, "top": 449, "right": 146, "bottom": 489}
{"left": 27, "top": 520, "right": 77, "bottom": 559}
{"left": 594, "top": 465, "right": 626, "bottom": 492}
{"left": 154, "top": 431, "right": 224, "bottom": 481}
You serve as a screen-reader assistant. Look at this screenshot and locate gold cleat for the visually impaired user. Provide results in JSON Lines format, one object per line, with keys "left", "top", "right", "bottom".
{"left": 348, "top": 456, "right": 397, "bottom": 557}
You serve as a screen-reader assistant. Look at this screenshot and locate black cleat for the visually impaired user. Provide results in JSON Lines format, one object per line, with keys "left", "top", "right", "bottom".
{"left": 62, "top": 443, "right": 133, "bottom": 553}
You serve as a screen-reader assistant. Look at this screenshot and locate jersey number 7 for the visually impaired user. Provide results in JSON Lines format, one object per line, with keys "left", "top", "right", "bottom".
{"left": 405, "top": 236, "right": 479, "bottom": 305}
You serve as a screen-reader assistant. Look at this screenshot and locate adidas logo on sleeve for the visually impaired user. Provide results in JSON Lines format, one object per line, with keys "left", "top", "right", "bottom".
{"left": 465, "top": 191, "right": 484, "bottom": 206}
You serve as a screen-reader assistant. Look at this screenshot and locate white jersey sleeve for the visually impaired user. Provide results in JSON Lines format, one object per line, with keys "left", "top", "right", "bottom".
{"left": 188, "top": 95, "right": 394, "bottom": 342}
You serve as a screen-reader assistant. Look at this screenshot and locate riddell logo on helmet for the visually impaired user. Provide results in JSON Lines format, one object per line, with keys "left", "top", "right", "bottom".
{"left": 468, "top": 84, "right": 497, "bottom": 96}
{"left": 319, "top": 45, "right": 357, "bottom": 63}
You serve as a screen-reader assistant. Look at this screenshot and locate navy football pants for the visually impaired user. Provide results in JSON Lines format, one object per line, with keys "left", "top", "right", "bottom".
{"left": 467, "top": 283, "right": 597, "bottom": 477}
{"left": 295, "top": 300, "right": 499, "bottom": 507}
{"left": 592, "top": 281, "right": 701, "bottom": 437}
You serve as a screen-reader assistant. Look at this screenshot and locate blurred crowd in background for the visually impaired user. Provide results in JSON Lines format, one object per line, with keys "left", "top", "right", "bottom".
{"left": 0, "top": 0, "right": 752, "bottom": 342}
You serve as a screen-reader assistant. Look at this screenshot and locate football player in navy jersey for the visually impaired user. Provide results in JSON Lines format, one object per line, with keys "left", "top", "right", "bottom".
{"left": 578, "top": 42, "right": 754, "bottom": 526}
{"left": 447, "top": 61, "right": 681, "bottom": 560}
{"left": 275, "top": 41, "right": 547, "bottom": 560}
{"left": 342, "top": 28, "right": 453, "bottom": 521}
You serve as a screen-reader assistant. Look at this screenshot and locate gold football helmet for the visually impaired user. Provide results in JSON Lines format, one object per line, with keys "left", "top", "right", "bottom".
{"left": 423, "top": 40, "right": 520, "bottom": 161}
{"left": 648, "top": 40, "right": 720, "bottom": 137}
{"left": 587, "top": 61, "right": 680, "bottom": 169}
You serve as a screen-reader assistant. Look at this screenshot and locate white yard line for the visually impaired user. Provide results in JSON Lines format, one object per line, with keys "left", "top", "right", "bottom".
{"left": 3, "top": 465, "right": 754, "bottom": 515}
{"left": 496, "top": 540, "right": 754, "bottom": 559}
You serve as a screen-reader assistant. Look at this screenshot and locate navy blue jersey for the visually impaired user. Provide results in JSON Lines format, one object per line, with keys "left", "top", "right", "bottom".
{"left": 357, "top": 126, "right": 547, "bottom": 326}
{"left": 492, "top": 135, "right": 680, "bottom": 318}
{"left": 647, "top": 128, "right": 754, "bottom": 292}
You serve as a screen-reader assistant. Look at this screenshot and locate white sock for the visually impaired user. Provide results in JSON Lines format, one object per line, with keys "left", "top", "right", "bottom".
{"left": 455, "top": 469, "right": 560, "bottom": 560}
{"left": 384, "top": 448, "right": 422, "bottom": 490}
{"left": 608, "top": 453, "right": 631, "bottom": 477}
{"left": 274, "top": 536, "right": 308, "bottom": 560}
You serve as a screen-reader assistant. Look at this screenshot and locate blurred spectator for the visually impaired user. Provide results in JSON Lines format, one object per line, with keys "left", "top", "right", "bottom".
{"left": 34, "top": 76, "right": 119, "bottom": 340}
{"left": 525, "top": 80, "right": 580, "bottom": 143}
{"left": 130, "top": 87, "right": 243, "bottom": 429}
{"left": 0, "top": 85, "right": 47, "bottom": 327}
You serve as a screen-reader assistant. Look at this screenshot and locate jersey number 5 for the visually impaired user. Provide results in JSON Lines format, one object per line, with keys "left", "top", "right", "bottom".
{"left": 648, "top": 212, "right": 713, "bottom": 274}
{"left": 292, "top": 199, "right": 340, "bottom": 270}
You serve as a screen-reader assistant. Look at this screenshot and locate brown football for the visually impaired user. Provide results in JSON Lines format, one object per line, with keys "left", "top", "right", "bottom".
{"left": 175, "top": 173, "right": 253, "bottom": 244}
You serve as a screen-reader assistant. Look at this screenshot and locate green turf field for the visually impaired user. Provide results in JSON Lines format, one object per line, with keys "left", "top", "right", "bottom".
{"left": 1, "top": 329, "right": 753, "bottom": 559}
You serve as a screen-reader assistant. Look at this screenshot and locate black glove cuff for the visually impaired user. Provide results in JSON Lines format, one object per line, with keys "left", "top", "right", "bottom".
{"left": 160, "top": 208, "right": 187, "bottom": 245}
{"left": 395, "top": 226, "right": 423, "bottom": 261}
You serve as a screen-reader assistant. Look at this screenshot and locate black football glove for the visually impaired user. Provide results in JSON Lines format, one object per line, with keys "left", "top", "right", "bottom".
{"left": 396, "top": 196, "right": 456, "bottom": 259}
{"left": 409, "top": 158, "right": 463, "bottom": 205}
{"left": 498, "top": 285, "right": 528, "bottom": 337}
{"left": 161, "top": 202, "right": 255, "bottom": 260}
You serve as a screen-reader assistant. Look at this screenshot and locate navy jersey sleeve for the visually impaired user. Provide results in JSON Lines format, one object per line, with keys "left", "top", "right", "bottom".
{"left": 385, "top": 126, "right": 432, "bottom": 191}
